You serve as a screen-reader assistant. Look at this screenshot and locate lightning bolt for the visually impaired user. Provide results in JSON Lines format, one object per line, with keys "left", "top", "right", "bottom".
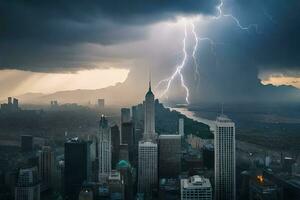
{"left": 191, "top": 22, "right": 200, "bottom": 81}
{"left": 215, "top": 0, "right": 260, "bottom": 33}
{"left": 156, "top": 23, "right": 190, "bottom": 104}
{"left": 157, "top": 0, "right": 265, "bottom": 104}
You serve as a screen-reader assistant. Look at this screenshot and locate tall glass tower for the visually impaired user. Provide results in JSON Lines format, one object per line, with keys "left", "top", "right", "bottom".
{"left": 214, "top": 114, "right": 236, "bottom": 200}
{"left": 98, "top": 115, "right": 111, "bottom": 182}
{"left": 143, "top": 80, "right": 156, "bottom": 140}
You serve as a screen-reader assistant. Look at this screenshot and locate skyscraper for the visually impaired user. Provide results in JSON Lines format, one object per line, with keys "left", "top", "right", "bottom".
{"left": 121, "top": 122, "right": 134, "bottom": 145}
{"left": 111, "top": 125, "right": 120, "bottom": 169}
{"left": 64, "top": 138, "right": 91, "bottom": 200}
{"left": 214, "top": 114, "right": 236, "bottom": 200}
{"left": 38, "top": 146, "right": 54, "bottom": 191}
{"left": 138, "top": 79, "right": 158, "bottom": 196}
{"left": 138, "top": 141, "right": 158, "bottom": 195}
{"left": 98, "top": 115, "right": 111, "bottom": 182}
{"left": 15, "top": 167, "right": 40, "bottom": 200}
{"left": 158, "top": 135, "right": 181, "bottom": 178}
{"left": 143, "top": 80, "right": 156, "bottom": 140}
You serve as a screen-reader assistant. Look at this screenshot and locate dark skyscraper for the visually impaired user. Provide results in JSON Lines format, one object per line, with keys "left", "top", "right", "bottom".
{"left": 111, "top": 125, "right": 120, "bottom": 169}
{"left": 64, "top": 138, "right": 91, "bottom": 200}
{"left": 158, "top": 135, "right": 181, "bottom": 178}
{"left": 121, "top": 122, "right": 134, "bottom": 145}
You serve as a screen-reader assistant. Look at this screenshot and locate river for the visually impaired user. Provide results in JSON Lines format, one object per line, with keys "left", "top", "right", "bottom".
{"left": 170, "top": 107, "right": 216, "bottom": 133}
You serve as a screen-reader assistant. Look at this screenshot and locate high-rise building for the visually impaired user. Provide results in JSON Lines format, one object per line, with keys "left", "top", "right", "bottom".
{"left": 98, "top": 115, "right": 111, "bottom": 182}
{"left": 180, "top": 175, "right": 212, "bottom": 200}
{"left": 143, "top": 81, "right": 156, "bottom": 140}
{"left": 38, "top": 146, "right": 54, "bottom": 191}
{"left": 214, "top": 114, "right": 236, "bottom": 200}
{"left": 137, "top": 79, "right": 158, "bottom": 197}
{"left": 121, "top": 122, "right": 135, "bottom": 164}
{"left": 111, "top": 125, "right": 120, "bottom": 169}
{"left": 64, "top": 138, "right": 91, "bottom": 200}
{"left": 138, "top": 141, "right": 158, "bottom": 196}
{"left": 21, "top": 135, "right": 33, "bottom": 152}
{"left": 179, "top": 118, "right": 184, "bottom": 137}
{"left": 121, "top": 122, "right": 134, "bottom": 145}
{"left": 121, "top": 108, "right": 131, "bottom": 124}
{"left": 158, "top": 135, "right": 181, "bottom": 178}
{"left": 15, "top": 167, "right": 40, "bottom": 200}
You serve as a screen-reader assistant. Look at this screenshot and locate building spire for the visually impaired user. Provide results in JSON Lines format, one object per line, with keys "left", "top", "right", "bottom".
{"left": 221, "top": 103, "right": 224, "bottom": 115}
{"left": 149, "top": 67, "right": 152, "bottom": 91}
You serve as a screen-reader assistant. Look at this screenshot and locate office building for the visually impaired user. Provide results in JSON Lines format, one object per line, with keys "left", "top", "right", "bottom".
{"left": 137, "top": 79, "right": 158, "bottom": 196}
{"left": 179, "top": 118, "right": 184, "bottom": 137}
{"left": 143, "top": 80, "right": 156, "bottom": 140}
{"left": 21, "top": 135, "right": 33, "bottom": 152}
{"left": 98, "top": 115, "right": 111, "bottom": 182}
{"left": 138, "top": 141, "right": 158, "bottom": 195}
{"left": 121, "top": 122, "right": 134, "bottom": 145}
{"left": 38, "top": 146, "right": 54, "bottom": 191}
{"left": 15, "top": 167, "right": 40, "bottom": 200}
{"left": 121, "top": 122, "right": 135, "bottom": 164}
{"left": 214, "top": 114, "right": 236, "bottom": 200}
{"left": 158, "top": 135, "right": 181, "bottom": 178}
{"left": 180, "top": 175, "right": 212, "bottom": 200}
{"left": 64, "top": 138, "right": 91, "bottom": 199}
{"left": 111, "top": 125, "right": 120, "bottom": 169}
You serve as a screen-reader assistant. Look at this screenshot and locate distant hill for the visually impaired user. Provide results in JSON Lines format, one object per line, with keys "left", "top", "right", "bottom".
{"left": 12, "top": 81, "right": 146, "bottom": 107}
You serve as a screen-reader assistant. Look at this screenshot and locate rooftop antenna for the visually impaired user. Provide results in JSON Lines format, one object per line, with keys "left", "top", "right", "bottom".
{"left": 221, "top": 103, "right": 224, "bottom": 115}
{"left": 149, "top": 66, "right": 152, "bottom": 91}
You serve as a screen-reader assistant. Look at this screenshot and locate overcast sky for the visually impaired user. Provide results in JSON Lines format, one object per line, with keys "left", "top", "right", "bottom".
{"left": 1, "top": 0, "right": 300, "bottom": 103}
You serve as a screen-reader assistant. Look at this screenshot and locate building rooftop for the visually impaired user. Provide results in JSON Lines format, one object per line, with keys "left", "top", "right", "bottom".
{"left": 216, "top": 114, "right": 232, "bottom": 123}
{"left": 182, "top": 175, "right": 211, "bottom": 189}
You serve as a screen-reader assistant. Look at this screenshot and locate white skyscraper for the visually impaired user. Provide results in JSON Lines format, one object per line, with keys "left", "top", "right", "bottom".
{"left": 138, "top": 141, "right": 158, "bottom": 195}
{"left": 214, "top": 114, "right": 236, "bottom": 200}
{"left": 179, "top": 118, "right": 184, "bottom": 137}
{"left": 137, "top": 79, "right": 158, "bottom": 196}
{"left": 98, "top": 115, "right": 111, "bottom": 182}
{"left": 143, "top": 80, "right": 156, "bottom": 140}
{"left": 181, "top": 175, "right": 212, "bottom": 200}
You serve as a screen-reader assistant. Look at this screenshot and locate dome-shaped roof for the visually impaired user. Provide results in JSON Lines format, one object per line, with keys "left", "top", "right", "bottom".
{"left": 117, "top": 160, "right": 131, "bottom": 169}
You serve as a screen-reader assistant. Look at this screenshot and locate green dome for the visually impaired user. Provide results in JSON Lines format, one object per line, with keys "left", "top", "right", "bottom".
{"left": 117, "top": 160, "right": 131, "bottom": 169}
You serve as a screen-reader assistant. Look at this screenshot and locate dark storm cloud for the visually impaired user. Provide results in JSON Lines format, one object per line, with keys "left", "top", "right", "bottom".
{"left": 0, "top": 0, "right": 220, "bottom": 71}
